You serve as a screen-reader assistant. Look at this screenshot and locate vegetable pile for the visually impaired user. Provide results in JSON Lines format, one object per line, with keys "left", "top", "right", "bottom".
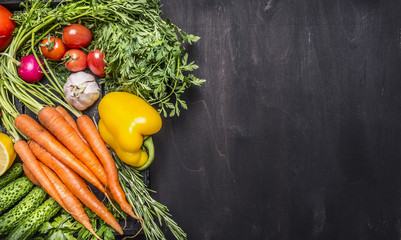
{"left": 0, "top": 0, "right": 203, "bottom": 239}
{"left": 85, "top": 1, "right": 205, "bottom": 117}
{"left": 0, "top": 163, "right": 59, "bottom": 239}
{"left": 0, "top": 163, "right": 125, "bottom": 240}
{"left": 15, "top": 0, "right": 205, "bottom": 117}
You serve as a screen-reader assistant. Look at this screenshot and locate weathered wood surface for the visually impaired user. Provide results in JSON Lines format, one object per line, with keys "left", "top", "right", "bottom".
{"left": 158, "top": 1, "right": 401, "bottom": 239}
{"left": 3, "top": 0, "right": 401, "bottom": 239}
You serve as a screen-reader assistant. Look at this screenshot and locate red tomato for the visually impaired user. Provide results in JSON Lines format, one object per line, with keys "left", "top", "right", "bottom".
{"left": 40, "top": 37, "right": 68, "bottom": 61}
{"left": 87, "top": 50, "right": 106, "bottom": 77}
{"left": 0, "top": 5, "right": 16, "bottom": 51}
{"left": 62, "top": 24, "right": 92, "bottom": 48}
{"left": 63, "top": 49, "right": 87, "bottom": 72}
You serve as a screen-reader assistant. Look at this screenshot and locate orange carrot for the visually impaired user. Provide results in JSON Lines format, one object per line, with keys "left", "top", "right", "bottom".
{"left": 39, "top": 162, "right": 101, "bottom": 240}
{"left": 55, "top": 106, "right": 89, "bottom": 146}
{"left": 77, "top": 115, "right": 140, "bottom": 220}
{"left": 29, "top": 141, "right": 124, "bottom": 235}
{"left": 23, "top": 164, "right": 40, "bottom": 186}
{"left": 37, "top": 107, "right": 108, "bottom": 187}
{"left": 14, "top": 114, "right": 106, "bottom": 194}
{"left": 14, "top": 140, "right": 66, "bottom": 209}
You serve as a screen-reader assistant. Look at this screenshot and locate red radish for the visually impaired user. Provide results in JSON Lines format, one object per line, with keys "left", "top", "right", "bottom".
{"left": 18, "top": 55, "right": 45, "bottom": 83}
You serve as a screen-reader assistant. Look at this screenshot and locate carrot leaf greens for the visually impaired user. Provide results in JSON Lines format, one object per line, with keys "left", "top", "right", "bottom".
{"left": 87, "top": 0, "right": 205, "bottom": 117}
{"left": 22, "top": 0, "right": 206, "bottom": 117}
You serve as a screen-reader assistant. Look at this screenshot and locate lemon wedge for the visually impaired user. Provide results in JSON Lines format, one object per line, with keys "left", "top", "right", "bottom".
{"left": 0, "top": 133, "right": 16, "bottom": 176}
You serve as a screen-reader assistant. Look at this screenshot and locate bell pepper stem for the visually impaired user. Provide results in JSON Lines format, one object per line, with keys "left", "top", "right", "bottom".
{"left": 135, "top": 137, "right": 155, "bottom": 171}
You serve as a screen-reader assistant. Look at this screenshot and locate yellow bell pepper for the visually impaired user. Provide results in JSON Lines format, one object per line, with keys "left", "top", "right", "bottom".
{"left": 98, "top": 92, "right": 162, "bottom": 168}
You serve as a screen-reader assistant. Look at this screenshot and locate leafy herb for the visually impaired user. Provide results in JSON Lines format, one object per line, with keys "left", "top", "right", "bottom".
{"left": 83, "top": 1, "right": 205, "bottom": 117}
{"left": 113, "top": 151, "right": 187, "bottom": 240}
{"left": 36, "top": 202, "right": 125, "bottom": 240}
{"left": 15, "top": 0, "right": 205, "bottom": 117}
{"left": 37, "top": 211, "right": 80, "bottom": 240}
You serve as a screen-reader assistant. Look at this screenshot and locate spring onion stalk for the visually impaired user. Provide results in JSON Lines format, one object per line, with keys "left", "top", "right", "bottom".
{"left": 0, "top": 88, "right": 21, "bottom": 142}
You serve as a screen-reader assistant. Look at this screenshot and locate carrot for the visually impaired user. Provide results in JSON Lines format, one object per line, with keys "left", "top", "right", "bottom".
{"left": 37, "top": 106, "right": 108, "bottom": 187}
{"left": 39, "top": 162, "right": 101, "bottom": 240}
{"left": 14, "top": 140, "right": 66, "bottom": 210}
{"left": 77, "top": 115, "right": 141, "bottom": 220}
{"left": 14, "top": 114, "right": 106, "bottom": 194}
{"left": 55, "top": 106, "right": 89, "bottom": 146}
{"left": 29, "top": 141, "right": 124, "bottom": 235}
{"left": 23, "top": 164, "right": 40, "bottom": 186}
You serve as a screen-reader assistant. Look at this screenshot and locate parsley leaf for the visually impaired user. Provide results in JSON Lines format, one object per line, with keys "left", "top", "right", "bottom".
{"left": 38, "top": 203, "right": 123, "bottom": 240}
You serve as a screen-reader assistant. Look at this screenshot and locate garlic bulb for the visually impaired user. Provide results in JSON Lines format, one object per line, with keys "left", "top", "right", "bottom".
{"left": 63, "top": 72, "right": 100, "bottom": 110}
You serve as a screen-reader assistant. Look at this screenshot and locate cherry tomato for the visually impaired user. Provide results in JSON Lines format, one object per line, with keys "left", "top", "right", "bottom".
{"left": 0, "top": 5, "right": 16, "bottom": 51}
{"left": 40, "top": 37, "right": 68, "bottom": 61}
{"left": 62, "top": 24, "right": 92, "bottom": 48}
{"left": 87, "top": 50, "right": 106, "bottom": 77}
{"left": 63, "top": 49, "right": 87, "bottom": 72}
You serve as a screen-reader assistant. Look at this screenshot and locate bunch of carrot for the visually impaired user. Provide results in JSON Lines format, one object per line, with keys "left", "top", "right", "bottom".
{"left": 13, "top": 106, "right": 143, "bottom": 239}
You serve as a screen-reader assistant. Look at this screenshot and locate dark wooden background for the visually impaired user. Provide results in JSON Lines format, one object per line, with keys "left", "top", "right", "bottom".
{"left": 3, "top": 0, "right": 401, "bottom": 239}
{"left": 158, "top": 0, "right": 401, "bottom": 240}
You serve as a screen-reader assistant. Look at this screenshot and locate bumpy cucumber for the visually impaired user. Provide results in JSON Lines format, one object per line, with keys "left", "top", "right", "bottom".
{"left": 0, "top": 163, "right": 23, "bottom": 189}
{"left": 6, "top": 197, "right": 61, "bottom": 240}
{"left": 0, "top": 177, "right": 34, "bottom": 214}
{"left": 0, "top": 187, "right": 47, "bottom": 236}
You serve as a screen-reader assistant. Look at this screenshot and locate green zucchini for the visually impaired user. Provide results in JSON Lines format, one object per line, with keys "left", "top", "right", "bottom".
{"left": 6, "top": 197, "right": 61, "bottom": 240}
{"left": 0, "top": 177, "right": 34, "bottom": 214}
{"left": 0, "top": 187, "right": 47, "bottom": 236}
{"left": 0, "top": 163, "right": 23, "bottom": 189}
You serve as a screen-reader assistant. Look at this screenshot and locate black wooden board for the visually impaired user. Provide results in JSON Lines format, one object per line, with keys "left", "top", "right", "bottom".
{"left": 4, "top": 0, "right": 401, "bottom": 240}
{"left": 157, "top": 1, "right": 401, "bottom": 240}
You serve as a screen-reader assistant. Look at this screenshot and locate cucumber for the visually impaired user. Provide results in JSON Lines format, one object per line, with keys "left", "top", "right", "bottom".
{"left": 0, "top": 187, "right": 47, "bottom": 236}
{"left": 6, "top": 198, "right": 61, "bottom": 240}
{"left": 0, "top": 177, "right": 34, "bottom": 215}
{"left": 0, "top": 163, "right": 23, "bottom": 189}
